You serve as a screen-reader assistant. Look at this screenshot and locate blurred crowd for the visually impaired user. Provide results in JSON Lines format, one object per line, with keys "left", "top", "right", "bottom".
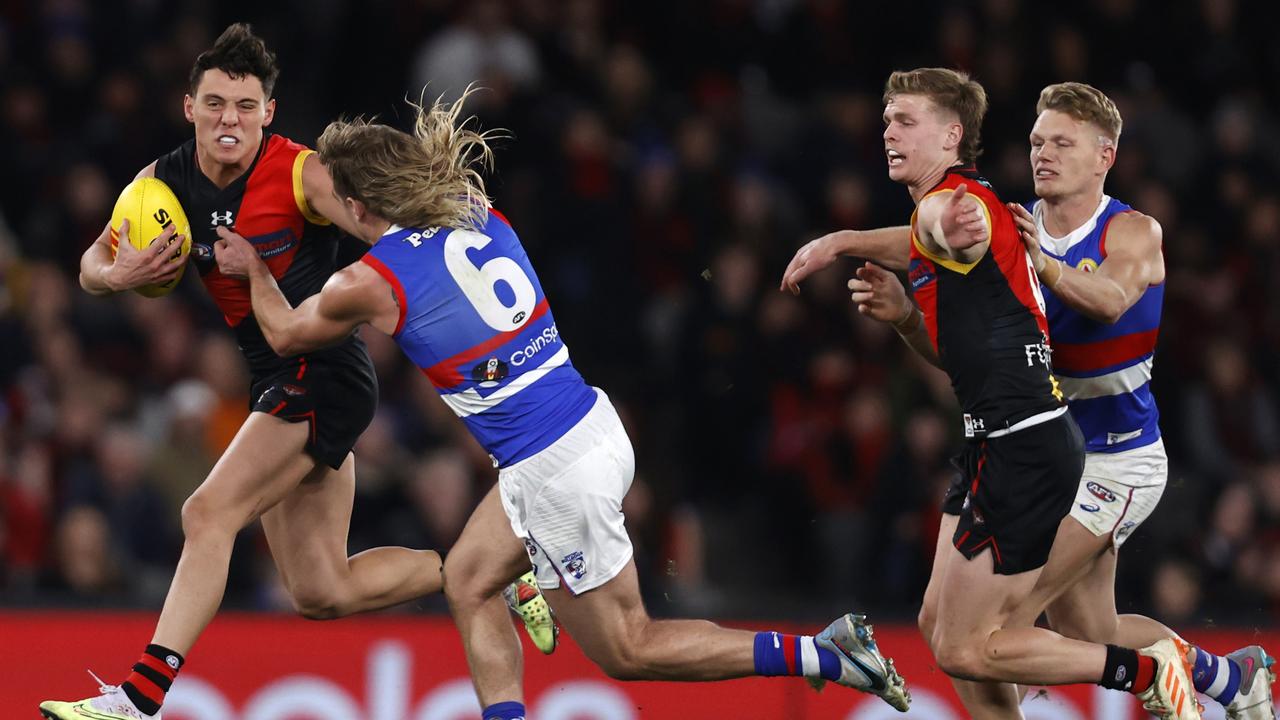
{"left": 2, "top": 0, "right": 1280, "bottom": 628}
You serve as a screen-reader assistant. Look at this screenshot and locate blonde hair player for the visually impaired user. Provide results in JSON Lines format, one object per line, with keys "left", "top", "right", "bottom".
{"left": 210, "top": 89, "right": 912, "bottom": 720}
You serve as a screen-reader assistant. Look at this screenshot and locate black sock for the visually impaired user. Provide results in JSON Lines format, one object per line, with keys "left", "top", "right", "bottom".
{"left": 1099, "top": 644, "right": 1140, "bottom": 692}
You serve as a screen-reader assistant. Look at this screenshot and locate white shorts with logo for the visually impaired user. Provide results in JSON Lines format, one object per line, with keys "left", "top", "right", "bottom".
{"left": 1068, "top": 438, "right": 1167, "bottom": 547}
{"left": 499, "top": 387, "right": 635, "bottom": 594}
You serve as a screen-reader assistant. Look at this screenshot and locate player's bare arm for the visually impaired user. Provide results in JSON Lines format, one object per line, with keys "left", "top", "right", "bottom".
{"left": 780, "top": 226, "right": 912, "bottom": 293}
{"left": 300, "top": 152, "right": 367, "bottom": 238}
{"left": 212, "top": 226, "right": 398, "bottom": 355}
{"left": 79, "top": 161, "right": 186, "bottom": 295}
{"left": 1010, "top": 203, "right": 1163, "bottom": 324}
{"left": 847, "top": 261, "right": 940, "bottom": 367}
{"left": 917, "top": 184, "right": 989, "bottom": 264}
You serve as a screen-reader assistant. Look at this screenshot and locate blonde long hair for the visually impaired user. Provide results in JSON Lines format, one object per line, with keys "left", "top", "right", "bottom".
{"left": 317, "top": 86, "right": 503, "bottom": 230}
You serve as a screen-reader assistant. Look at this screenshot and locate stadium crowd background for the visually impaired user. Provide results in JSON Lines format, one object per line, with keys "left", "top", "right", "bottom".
{"left": 1, "top": 0, "right": 1278, "bottom": 631}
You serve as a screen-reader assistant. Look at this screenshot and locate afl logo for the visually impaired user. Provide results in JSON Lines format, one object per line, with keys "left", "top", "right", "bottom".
{"left": 512, "top": 310, "right": 526, "bottom": 324}
{"left": 471, "top": 357, "right": 509, "bottom": 388}
{"left": 1086, "top": 481, "right": 1117, "bottom": 503}
{"left": 1076, "top": 258, "right": 1099, "bottom": 273}
{"left": 192, "top": 243, "right": 213, "bottom": 260}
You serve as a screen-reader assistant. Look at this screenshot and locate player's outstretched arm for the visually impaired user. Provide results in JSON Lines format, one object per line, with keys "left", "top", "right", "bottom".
{"left": 847, "top": 261, "right": 941, "bottom": 367}
{"left": 1009, "top": 203, "right": 1163, "bottom": 324}
{"left": 212, "top": 226, "right": 398, "bottom": 356}
{"left": 80, "top": 162, "right": 185, "bottom": 295}
{"left": 780, "top": 226, "right": 912, "bottom": 294}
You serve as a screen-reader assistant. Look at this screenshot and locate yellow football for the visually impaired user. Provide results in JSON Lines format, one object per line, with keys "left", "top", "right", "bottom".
{"left": 109, "top": 177, "right": 192, "bottom": 297}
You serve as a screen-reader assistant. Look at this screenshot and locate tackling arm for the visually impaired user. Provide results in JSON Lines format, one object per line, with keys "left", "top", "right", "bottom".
{"left": 1011, "top": 205, "right": 1163, "bottom": 324}
{"left": 244, "top": 260, "right": 395, "bottom": 356}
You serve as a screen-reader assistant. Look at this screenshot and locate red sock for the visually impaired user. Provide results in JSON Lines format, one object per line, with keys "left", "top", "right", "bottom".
{"left": 121, "top": 644, "right": 183, "bottom": 715}
{"left": 1132, "top": 654, "right": 1157, "bottom": 695}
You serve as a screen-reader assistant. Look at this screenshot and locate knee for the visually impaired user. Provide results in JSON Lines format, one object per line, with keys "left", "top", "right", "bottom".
{"left": 934, "top": 641, "right": 988, "bottom": 681}
{"left": 441, "top": 552, "right": 488, "bottom": 606}
{"left": 289, "top": 586, "right": 348, "bottom": 621}
{"left": 180, "top": 492, "right": 232, "bottom": 542}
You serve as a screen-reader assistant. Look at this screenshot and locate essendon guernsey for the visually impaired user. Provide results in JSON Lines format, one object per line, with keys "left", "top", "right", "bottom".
{"left": 156, "top": 132, "right": 363, "bottom": 375}
{"left": 907, "top": 166, "right": 1064, "bottom": 436}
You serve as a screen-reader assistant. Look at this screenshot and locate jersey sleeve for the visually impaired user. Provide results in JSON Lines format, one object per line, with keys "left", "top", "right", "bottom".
{"left": 290, "top": 149, "right": 330, "bottom": 226}
{"left": 360, "top": 247, "right": 408, "bottom": 336}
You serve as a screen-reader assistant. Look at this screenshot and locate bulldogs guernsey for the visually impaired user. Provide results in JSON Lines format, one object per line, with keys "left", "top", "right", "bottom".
{"left": 156, "top": 132, "right": 366, "bottom": 376}
{"left": 1032, "top": 195, "right": 1163, "bottom": 454}
{"left": 909, "top": 166, "right": 1066, "bottom": 437}
{"left": 361, "top": 210, "right": 598, "bottom": 467}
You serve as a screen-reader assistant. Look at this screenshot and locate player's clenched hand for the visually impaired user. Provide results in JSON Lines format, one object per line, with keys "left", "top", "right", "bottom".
{"left": 1007, "top": 202, "right": 1047, "bottom": 273}
{"left": 213, "top": 225, "right": 262, "bottom": 279}
{"left": 939, "top": 183, "right": 988, "bottom": 249}
{"left": 104, "top": 219, "right": 185, "bottom": 292}
{"left": 848, "top": 262, "right": 913, "bottom": 324}
{"left": 780, "top": 233, "right": 840, "bottom": 295}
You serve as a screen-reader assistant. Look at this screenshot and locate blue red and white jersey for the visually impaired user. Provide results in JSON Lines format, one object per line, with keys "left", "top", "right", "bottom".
{"left": 360, "top": 209, "right": 598, "bottom": 467}
{"left": 1030, "top": 195, "right": 1163, "bottom": 454}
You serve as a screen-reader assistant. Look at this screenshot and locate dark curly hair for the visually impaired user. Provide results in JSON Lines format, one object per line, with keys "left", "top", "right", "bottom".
{"left": 188, "top": 23, "right": 279, "bottom": 97}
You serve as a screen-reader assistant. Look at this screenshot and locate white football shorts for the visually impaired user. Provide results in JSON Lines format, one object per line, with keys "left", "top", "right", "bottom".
{"left": 499, "top": 387, "right": 635, "bottom": 594}
{"left": 1068, "top": 438, "right": 1168, "bottom": 547}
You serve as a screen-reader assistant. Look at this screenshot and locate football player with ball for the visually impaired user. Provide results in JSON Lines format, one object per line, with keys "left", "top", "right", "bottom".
{"left": 41, "top": 23, "right": 553, "bottom": 720}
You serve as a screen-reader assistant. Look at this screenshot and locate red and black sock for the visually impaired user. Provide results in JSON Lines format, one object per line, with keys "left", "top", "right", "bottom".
{"left": 1099, "top": 644, "right": 1156, "bottom": 694}
{"left": 121, "top": 644, "right": 184, "bottom": 715}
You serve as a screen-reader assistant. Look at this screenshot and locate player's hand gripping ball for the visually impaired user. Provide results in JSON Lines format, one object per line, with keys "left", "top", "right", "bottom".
{"left": 109, "top": 177, "right": 192, "bottom": 297}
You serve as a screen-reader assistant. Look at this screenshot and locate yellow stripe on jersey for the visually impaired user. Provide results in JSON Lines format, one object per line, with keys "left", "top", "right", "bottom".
{"left": 292, "top": 150, "right": 330, "bottom": 226}
{"left": 910, "top": 188, "right": 990, "bottom": 275}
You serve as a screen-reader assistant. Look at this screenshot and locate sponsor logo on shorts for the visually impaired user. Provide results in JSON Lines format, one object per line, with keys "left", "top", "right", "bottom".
{"left": 562, "top": 550, "right": 587, "bottom": 580}
{"left": 1078, "top": 503, "right": 1101, "bottom": 513}
{"left": 1116, "top": 520, "right": 1137, "bottom": 540}
{"left": 1086, "top": 481, "right": 1117, "bottom": 503}
{"left": 283, "top": 384, "right": 306, "bottom": 397}
{"left": 472, "top": 357, "right": 510, "bottom": 387}
{"left": 963, "top": 413, "right": 986, "bottom": 438}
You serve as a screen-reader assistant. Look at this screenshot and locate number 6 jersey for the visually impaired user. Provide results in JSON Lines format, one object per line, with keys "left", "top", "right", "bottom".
{"left": 360, "top": 209, "right": 598, "bottom": 466}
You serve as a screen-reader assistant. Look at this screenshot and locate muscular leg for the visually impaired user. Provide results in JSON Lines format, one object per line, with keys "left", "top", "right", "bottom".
{"left": 1019, "top": 517, "right": 1175, "bottom": 648}
{"left": 152, "top": 414, "right": 319, "bottom": 654}
{"left": 544, "top": 561, "right": 755, "bottom": 681}
{"left": 261, "top": 452, "right": 443, "bottom": 619}
{"left": 919, "top": 515, "right": 1024, "bottom": 719}
{"left": 442, "top": 485, "right": 530, "bottom": 708}
{"left": 933, "top": 545, "right": 1109, "bottom": 686}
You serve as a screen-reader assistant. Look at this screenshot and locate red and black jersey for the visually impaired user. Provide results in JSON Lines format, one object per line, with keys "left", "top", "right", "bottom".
{"left": 907, "top": 165, "right": 1064, "bottom": 437}
{"left": 156, "top": 132, "right": 365, "bottom": 376}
